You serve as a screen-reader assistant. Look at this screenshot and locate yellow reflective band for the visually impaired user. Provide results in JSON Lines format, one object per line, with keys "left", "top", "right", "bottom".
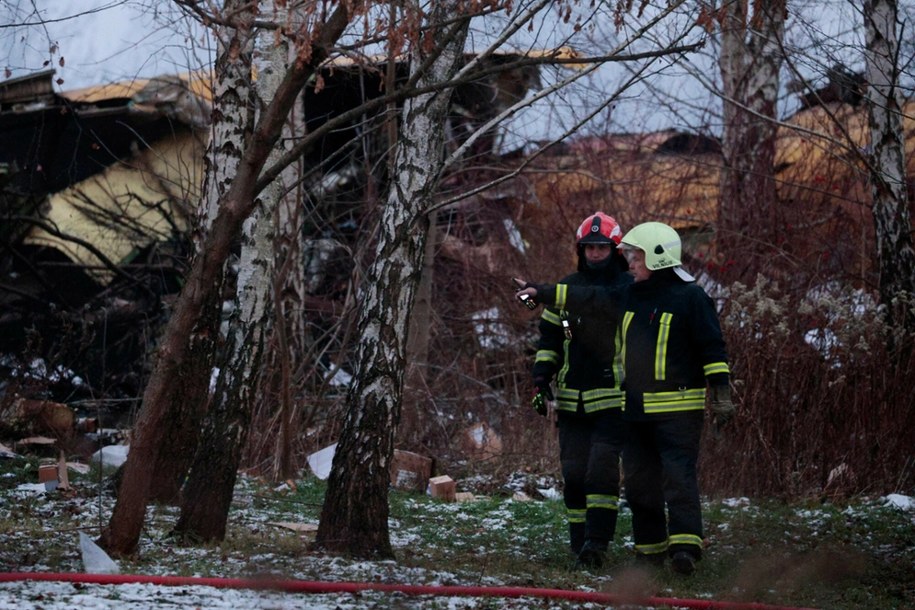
{"left": 581, "top": 399, "right": 623, "bottom": 412}
{"left": 635, "top": 541, "right": 669, "bottom": 554}
{"left": 535, "top": 350, "right": 559, "bottom": 365}
{"left": 614, "top": 327, "right": 624, "bottom": 386}
{"left": 557, "top": 340, "right": 572, "bottom": 387}
{"left": 669, "top": 533, "right": 703, "bottom": 548}
{"left": 654, "top": 312, "right": 672, "bottom": 380}
{"left": 642, "top": 388, "right": 706, "bottom": 413}
{"left": 556, "top": 284, "right": 568, "bottom": 309}
{"left": 554, "top": 387, "right": 624, "bottom": 412}
{"left": 581, "top": 388, "right": 623, "bottom": 401}
{"left": 567, "top": 508, "right": 586, "bottom": 524}
{"left": 541, "top": 309, "right": 562, "bottom": 325}
{"left": 621, "top": 312, "right": 634, "bottom": 369}
{"left": 704, "top": 361, "right": 730, "bottom": 375}
{"left": 556, "top": 388, "right": 581, "bottom": 400}
{"left": 555, "top": 384, "right": 579, "bottom": 411}
{"left": 586, "top": 494, "right": 619, "bottom": 510}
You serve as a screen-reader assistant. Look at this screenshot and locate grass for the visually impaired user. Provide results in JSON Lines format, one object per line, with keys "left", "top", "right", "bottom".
{"left": 1, "top": 455, "right": 913, "bottom": 609}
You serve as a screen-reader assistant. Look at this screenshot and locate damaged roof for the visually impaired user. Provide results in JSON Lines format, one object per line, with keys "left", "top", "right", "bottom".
{"left": 1, "top": 69, "right": 210, "bottom": 283}
{"left": 0, "top": 50, "right": 558, "bottom": 284}
{"left": 0, "top": 70, "right": 211, "bottom": 197}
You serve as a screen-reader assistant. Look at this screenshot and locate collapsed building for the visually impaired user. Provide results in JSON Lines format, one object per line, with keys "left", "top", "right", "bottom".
{"left": 2, "top": 56, "right": 913, "bottom": 460}
{"left": 0, "top": 53, "right": 553, "bottom": 433}
{"left": 0, "top": 70, "right": 210, "bottom": 409}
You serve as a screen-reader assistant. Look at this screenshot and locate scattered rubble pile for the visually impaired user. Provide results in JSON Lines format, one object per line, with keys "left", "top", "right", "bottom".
{"left": 0, "top": 396, "right": 128, "bottom": 491}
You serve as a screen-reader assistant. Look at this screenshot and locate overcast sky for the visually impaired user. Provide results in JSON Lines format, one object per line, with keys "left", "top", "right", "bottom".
{"left": 2, "top": 1, "right": 212, "bottom": 88}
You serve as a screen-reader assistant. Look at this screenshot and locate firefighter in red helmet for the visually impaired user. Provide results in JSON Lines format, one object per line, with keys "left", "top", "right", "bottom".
{"left": 530, "top": 212, "right": 632, "bottom": 569}
{"left": 517, "top": 221, "right": 735, "bottom": 575}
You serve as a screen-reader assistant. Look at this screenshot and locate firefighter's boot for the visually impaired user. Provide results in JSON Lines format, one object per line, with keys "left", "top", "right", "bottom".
{"left": 575, "top": 539, "right": 608, "bottom": 569}
{"left": 671, "top": 551, "right": 696, "bottom": 575}
{"left": 569, "top": 522, "right": 585, "bottom": 556}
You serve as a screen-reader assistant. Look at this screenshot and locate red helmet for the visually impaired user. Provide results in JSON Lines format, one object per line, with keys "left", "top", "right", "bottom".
{"left": 576, "top": 212, "right": 622, "bottom": 246}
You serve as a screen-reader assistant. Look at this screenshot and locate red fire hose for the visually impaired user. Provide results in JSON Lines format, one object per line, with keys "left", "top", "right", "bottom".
{"left": 0, "top": 572, "right": 820, "bottom": 610}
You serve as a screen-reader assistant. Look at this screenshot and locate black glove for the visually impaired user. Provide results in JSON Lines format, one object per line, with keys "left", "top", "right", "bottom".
{"left": 533, "top": 376, "right": 554, "bottom": 401}
{"left": 709, "top": 385, "right": 736, "bottom": 427}
{"left": 531, "top": 391, "right": 548, "bottom": 416}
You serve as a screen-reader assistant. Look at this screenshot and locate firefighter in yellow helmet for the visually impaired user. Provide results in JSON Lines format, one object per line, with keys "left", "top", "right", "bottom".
{"left": 529, "top": 212, "right": 632, "bottom": 569}
{"left": 516, "top": 221, "right": 735, "bottom": 575}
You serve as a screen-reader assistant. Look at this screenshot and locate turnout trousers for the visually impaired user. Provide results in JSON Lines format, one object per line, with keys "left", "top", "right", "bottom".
{"left": 558, "top": 408, "right": 624, "bottom": 554}
{"left": 623, "top": 413, "right": 704, "bottom": 560}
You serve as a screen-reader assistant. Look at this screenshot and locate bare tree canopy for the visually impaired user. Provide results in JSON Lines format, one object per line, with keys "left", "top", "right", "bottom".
{"left": 1, "top": 1, "right": 913, "bottom": 569}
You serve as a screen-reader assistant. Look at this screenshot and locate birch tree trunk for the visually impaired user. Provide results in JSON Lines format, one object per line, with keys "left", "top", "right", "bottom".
{"left": 718, "top": 0, "right": 786, "bottom": 282}
{"left": 401, "top": 208, "right": 437, "bottom": 443}
{"left": 109, "top": 0, "right": 255, "bottom": 540}
{"left": 262, "top": 16, "right": 308, "bottom": 482}
{"left": 172, "top": 51, "right": 263, "bottom": 540}
{"left": 315, "top": 0, "right": 470, "bottom": 558}
{"left": 173, "top": 1, "right": 310, "bottom": 540}
{"left": 144, "top": 0, "right": 255, "bottom": 507}
{"left": 99, "top": 2, "right": 353, "bottom": 556}
{"left": 863, "top": 0, "right": 915, "bottom": 338}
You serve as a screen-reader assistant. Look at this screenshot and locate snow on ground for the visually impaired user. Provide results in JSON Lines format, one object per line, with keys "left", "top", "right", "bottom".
{"left": 885, "top": 493, "right": 915, "bottom": 512}
{"left": 2, "top": 471, "right": 912, "bottom": 609}
{"left": 0, "top": 579, "right": 369, "bottom": 610}
{"left": 1, "top": 578, "right": 566, "bottom": 610}
{"left": 0, "top": 473, "right": 595, "bottom": 609}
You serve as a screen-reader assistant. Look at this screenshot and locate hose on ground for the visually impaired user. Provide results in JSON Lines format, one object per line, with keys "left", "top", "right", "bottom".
{"left": 0, "top": 572, "right": 820, "bottom": 610}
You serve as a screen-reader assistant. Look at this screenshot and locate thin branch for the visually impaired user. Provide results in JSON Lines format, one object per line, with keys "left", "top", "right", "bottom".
{"left": 0, "top": 1, "right": 129, "bottom": 28}
{"left": 10, "top": 216, "right": 155, "bottom": 295}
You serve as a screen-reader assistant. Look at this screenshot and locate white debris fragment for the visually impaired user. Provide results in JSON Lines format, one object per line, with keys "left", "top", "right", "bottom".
{"left": 79, "top": 532, "right": 120, "bottom": 574}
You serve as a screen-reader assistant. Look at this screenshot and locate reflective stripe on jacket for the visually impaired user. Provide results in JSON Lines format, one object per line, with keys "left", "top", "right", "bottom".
{"left": 535, "top": 271, "right": 729, "bottom": 420}
{"left": 618, "top": 274, "right": 729, "bottom": 419}
{"left": 532, "top": 267, "right": 631, "bottom": 414}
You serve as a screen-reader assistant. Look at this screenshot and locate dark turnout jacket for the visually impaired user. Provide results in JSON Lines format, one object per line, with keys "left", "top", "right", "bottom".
{"left": 532, "top": 263, "right": 632, "bottom": 414}
{"left": 535, "top": 269, "right": 729, "bottom": 420}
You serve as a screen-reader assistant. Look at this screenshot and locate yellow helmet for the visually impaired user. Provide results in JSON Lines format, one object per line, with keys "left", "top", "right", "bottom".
{"left": 620, "top": 222, "right": 694, "bottom": 280}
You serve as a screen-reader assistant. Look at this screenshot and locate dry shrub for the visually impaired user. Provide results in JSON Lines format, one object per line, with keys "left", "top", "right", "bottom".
{"left": 701, "top": 276, "right": 915, "bottom": 498}
{"left": 395, "top": 250, "right": 561, "bottom": 480}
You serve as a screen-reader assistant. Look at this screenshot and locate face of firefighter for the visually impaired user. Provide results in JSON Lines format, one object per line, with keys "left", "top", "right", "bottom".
{"left": 583, "top": 243, "right": 613, "bottom": 265}
{"left": 623, "top": 248, "right": 651, "bottom": 282}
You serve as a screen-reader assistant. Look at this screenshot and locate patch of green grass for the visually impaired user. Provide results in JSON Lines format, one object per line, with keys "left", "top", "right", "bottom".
{"left": 1, "top": 457, "right": 913, "bottom": 609}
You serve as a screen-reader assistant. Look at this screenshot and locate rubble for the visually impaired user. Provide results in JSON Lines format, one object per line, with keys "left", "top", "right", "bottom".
{"left": 428, "top": 475, "right": 456, "bottom": 502}
{"left": 390, "top": 450, "right": 433, "bottom": 492}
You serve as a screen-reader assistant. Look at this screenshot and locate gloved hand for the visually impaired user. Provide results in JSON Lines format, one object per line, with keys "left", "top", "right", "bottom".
{"left": 709, "top": 385, "right": 736, "bottom": 427}
{"left": 531, "top": 391, "right": 548, "bottom": 416}
{"left": 533, "top": 376, "right": 554, "bottom": 401}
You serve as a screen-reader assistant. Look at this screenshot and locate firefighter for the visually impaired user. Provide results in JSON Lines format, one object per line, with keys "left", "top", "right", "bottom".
{"left": 515, "top": 221, "right": 735, "bottom": 575}
{"left": 529, "top": 212, "right": 632, "bottom": 569}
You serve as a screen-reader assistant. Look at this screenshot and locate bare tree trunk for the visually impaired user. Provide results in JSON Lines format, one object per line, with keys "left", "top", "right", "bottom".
{"left": 717, "top": 0, "right": 786, "bottom": 282}
{"left": 315, "top": 1, "right": 470, "bottom": 558}
{"left": 174, "top": 147, "right": 269, "bottom": 541}
{"left": 146, "top": 331, "right": 215, "bottom": 504}
{"left": 99, "top": 3, "right": 353, "bottom": 556}
{"left": 173, "top": 1, "right": 312, "bottom": 541}
{"left": 152, "top": 0, "right": 257, "bottom": 539}
{"left": 270, "top": 197, "right": 307, "bottom": 481}
{"left": 401, "top": 209, "right": 437, "bottom": 446}
{"left": 863, "top": 0, "right": 915, "bottom": 338}
{"left": 263, "top": 13, "right": 308, "bottom": 482}
{"left": 144, "top": 0, "right": 255, "bottom": 507}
